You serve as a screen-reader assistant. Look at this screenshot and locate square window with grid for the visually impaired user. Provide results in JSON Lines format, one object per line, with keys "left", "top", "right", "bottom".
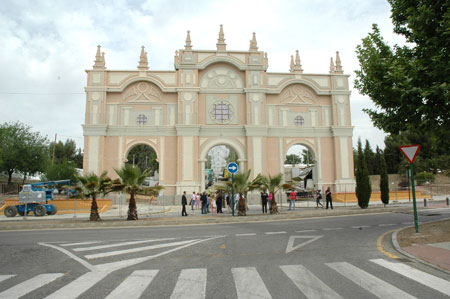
{"left": 136, "top": 114, "right": 148, "bottom": 125}
{"left": 294, "top": 115, "right": 305, "bottom": 126}
{"left": 213, "top": 102, "right": 231, "bottom": 122}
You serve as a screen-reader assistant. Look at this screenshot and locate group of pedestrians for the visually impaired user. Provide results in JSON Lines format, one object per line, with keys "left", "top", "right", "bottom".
{"left": 315, "top": 187, "right": 333, "bottom": 209}
{"left": 259, "top": 191, "right": 273, "bottom": 213}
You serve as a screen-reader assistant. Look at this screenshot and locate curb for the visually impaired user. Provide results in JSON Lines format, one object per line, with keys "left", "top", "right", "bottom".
{"left": 391, "top": 219, "right": 450, "bottom": 276}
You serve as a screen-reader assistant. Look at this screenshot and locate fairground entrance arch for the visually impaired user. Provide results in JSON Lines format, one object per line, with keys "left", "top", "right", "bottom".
{"left": 83, "top": 26, "right": 356, "bottom": 202}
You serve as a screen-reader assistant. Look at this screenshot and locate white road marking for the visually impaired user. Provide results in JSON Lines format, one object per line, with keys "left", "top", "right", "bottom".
{"left": 351, "top": 225, "right": 370, "bottom": 228}
{"left": 379, "top": 224, "right": 396, "bottom": 227}
{"left": 0, "top": 275, "right": 15, "bottom": 283}
{"left": 232, "top": 267, "right": 272, "bottom": 299}
{"left": 280, "top": 265, "right": 342, "bottom": 298}
{"left": 327, "top": 262, "right": 417, "bottom": 299}
{"left": 265, "top": 231, "right": 286, "bottom": 235}
{"left": 371, "top": 258, "right": 450, "bottom": 296}
{"left": 235, "top": 233, "right": 256, "bottom": 236}
{"left": 61, "top": 241, "right": 102, "bottom": 247}
{"left": 84, "top": 239, "right": 199, "bottom": 259}
{"left": 323, "top": 227, "right": 343, "bottom": 231}
{"left": 286, "top": 235, "right": 323, "bottom": 253}
{"left": 402, "top": 222, "right": 414, "bottom": 225}
{"left": 171, "top": 269, "right": 206, "bottom": 299}
{"left": 295, "top": 230, "right": 316, "bottom": 233}
{"left": 0, "top": 273, "right": 63, "bottom": 299}
{"left": 45, "top": 271, "right": 108, "bottom": 299}
{"left": 105, "top": 270, "right": 158, "bottom": 299}
{"left": 73, "top": 238, "right": 175, "bottom": 252}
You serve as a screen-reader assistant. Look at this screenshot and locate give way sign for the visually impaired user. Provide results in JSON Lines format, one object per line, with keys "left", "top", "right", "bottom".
{"left": 399, "top": 145, "right": 421, "bottom": 164}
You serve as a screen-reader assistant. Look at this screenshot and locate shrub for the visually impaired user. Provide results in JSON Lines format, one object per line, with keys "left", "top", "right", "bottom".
{"left": 415, "top": 172, "right": 435, "bottom": 186}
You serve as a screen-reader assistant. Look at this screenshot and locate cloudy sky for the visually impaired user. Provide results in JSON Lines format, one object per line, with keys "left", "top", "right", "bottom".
{"left": 0, "top": 0, "right": 404, "bottom": 152}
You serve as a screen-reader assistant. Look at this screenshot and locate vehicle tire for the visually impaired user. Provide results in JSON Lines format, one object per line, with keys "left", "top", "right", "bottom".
{"left": 18, "top": 211, "right": 24, "bottom": 216}
{"left": 4, "top": 206, "right": 17, "bottom": 217}
{"left": 34, "top": 205, "right": 46, "bottom": 217}
{"left": 47, "top": 205, "right": 57, "bottom": 215}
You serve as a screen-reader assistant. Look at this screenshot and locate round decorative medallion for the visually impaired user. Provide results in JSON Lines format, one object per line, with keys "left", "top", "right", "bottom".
{"left": 91, "top": 92, "right": 100, "bottom": 101}
{"left": 183, "top": 93, "right": 193, "bottom": 101}
{"left": 337, "top": 96, "right": 345, "bottom": 104}
{"left": 137, "top": 82, "right": 148, "bottom": 93}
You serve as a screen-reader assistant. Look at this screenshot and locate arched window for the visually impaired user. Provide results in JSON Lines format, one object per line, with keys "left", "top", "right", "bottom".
{"left": 294, "top": 115, "right": 305, "bottom": 126}
{"left": 136, "top": 114, "right": 147, "bottom": 125}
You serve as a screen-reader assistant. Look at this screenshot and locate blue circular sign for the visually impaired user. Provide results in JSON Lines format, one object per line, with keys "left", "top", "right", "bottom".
{"left": 227, "top": 162, "right": 239, "bottom": 174}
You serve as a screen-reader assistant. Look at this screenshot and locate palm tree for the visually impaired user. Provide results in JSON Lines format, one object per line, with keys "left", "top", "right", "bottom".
{"left": 114, "top": 164, "right": 163, "bottom": 220}
{"left": 76, "top": 171, "right": 112, "bottom": 221}
{"left": 259, "top": 173, "right": 292, "bottom": 214}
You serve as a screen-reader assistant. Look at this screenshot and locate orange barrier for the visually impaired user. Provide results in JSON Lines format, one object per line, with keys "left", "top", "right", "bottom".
{"left": 0, "top": 198, "right": 112, "bottom": 214}
{"left": 334, "top": 190, "right": 422, "bottom": 203}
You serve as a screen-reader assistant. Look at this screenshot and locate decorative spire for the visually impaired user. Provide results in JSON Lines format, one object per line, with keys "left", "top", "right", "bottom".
{"left": 335, "top": 51, "right": 343, "bottom": 74}
{"left": 216, "top": 24, "right": 226, "bottom": 51}
{"left": 293, "top": 49, "right": 303, "bottom": 73}
{"left": 93, "top": 45, "right": 106, "bottom": 70}
{"left": 329, "top": 57, "right": 335, "bottom": 73}
{"left": 185, "top": 30, "right": 192, "bottom": 51}
{"left": 138, "top": 46, "right": 149, "bottom": 71}
{"left": 289, "top": 55, "right": 295, "bottom": 73}
{"left": 249, "top": 32, "right": 258, "bottom": 51}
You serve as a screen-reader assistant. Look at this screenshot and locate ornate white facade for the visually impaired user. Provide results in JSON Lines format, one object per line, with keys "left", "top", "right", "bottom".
{"left": 83, "top": 26, "right": 355, "bottom": 200}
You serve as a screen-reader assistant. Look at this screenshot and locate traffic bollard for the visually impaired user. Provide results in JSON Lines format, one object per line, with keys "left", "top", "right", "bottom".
{"left": 447, "top": 197, "right": 449, "bottom": 205}
{"left": 423, "top": 198, "right": 427, "bottom": 207}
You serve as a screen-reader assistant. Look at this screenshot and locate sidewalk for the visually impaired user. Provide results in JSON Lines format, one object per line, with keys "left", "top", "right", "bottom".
{"left": 393, "top": 218, "right": 450, "bottom": 274}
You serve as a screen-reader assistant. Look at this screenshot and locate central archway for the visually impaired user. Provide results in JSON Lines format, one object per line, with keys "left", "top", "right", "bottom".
{"left": 125, "top": 143, "right": 159, "bottom": 186}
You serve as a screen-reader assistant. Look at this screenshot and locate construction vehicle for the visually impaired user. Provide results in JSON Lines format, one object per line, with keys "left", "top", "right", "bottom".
{"left": 3, "top": 180, "right": 72, "bottom": 217}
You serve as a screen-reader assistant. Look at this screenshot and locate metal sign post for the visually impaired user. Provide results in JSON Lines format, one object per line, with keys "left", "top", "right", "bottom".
{"left": 400, "top": 145, "right": 421, "bottom": 233}
{"left": 227, "top": 162, "right": 238, "bottom": 216}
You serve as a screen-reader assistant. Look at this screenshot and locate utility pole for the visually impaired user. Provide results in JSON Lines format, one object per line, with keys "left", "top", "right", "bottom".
{"left": 51, "top": 134, "right": 57, "bottom": 165}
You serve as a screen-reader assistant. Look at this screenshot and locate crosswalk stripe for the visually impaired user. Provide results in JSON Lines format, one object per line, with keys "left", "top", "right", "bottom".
{"left": 0, "top": 275, "right": 15, "bottom": 283}
{"left": 171, "top": 269, "right": 206, "bottom": 299}
{"left": 105, "top": 270, "right": 158, "bottom": 299}
{"left": 232, "top": 267, "right": 272, "bottom": 299}
{"left": 45, "top": 271, "right": 108, "bottom": 299}
{"left": 0, "top": 273, "right": 63, "bottom": 299}
{"left": 85, "top": 239, "right": 199, "bottom": 259}
{"left": 280, "top": 265, "right": 342, "bottom": 298}
{"left": 371, "top": 258, "right": 450, "bottom": 296}
{"left": 73, "top": 238, "right": 175, "bottom": 252}
{"left": 327, "top": 262, "right": 417, "bottom": 299}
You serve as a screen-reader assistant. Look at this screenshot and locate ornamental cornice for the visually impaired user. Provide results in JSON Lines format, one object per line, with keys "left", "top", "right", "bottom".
{"left": 244, "top": 125, "right": 269, "bottom": 136}
{"left": 331, "top": 126, "right": 354, "bottom": 136}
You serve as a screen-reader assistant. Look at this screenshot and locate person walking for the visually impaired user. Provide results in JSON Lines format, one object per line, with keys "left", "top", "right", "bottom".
{"left": 289, "top": 190, "right": 296, "bottom": 210}
{"left": 201, "top": 191, "right": 208, "bottom": 214}
{"left": 190, "top": 192, "right": 196, "bottom": 211}
{"left": 181, "top": 191, "right": 188, "bottom": 216}
{"left": 325, "top": 187, "right": 333, "bottom": 209}
{"left": 315, "top": 189, "right": 323, "bottom": 208}
{"left": 216, "top": 192, "right": 223, "bottom": 213}
{"left": 195, "top": 192, "right": 200, "bottom": 210}
{"left": 261, "top": 191, "right": 268, "bottom": 213}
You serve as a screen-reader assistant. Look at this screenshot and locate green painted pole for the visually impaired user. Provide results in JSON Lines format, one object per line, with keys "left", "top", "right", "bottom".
{"left": 231, "top": 174, "right": 235, "bottom": 216}
{"left": 411, "top": 164, "right": 419, "bottom": 233}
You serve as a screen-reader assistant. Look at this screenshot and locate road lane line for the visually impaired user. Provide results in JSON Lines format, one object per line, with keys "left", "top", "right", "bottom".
{"left": 0, "top": 273, "right": 63, "bottom": 299}
{"left": 377, "top": 230, "right": 398, "bottom": 259}
{"left": 105, "top": 270, "right": 158, "bottom": 299}
{"left": 232, "top": 267, "right": 272, "bottom": 299}
{"left": 45, "top": 271, "right": 108, "bottom": 299}
{"left": 61, "top": 241, "right": 102, "bottom": 247}
{"left": 371, "top": 259, "right": 450, "bottom": 296}
{"left": 73, "top": 238, "right": 175, "bottom": 252}
{"left": 323, "top": 227, "right": 343, "bottom": 231}
{"left": 171, "top": 269, "right": 206, "bottom": 299}
{"left": 0, "top": 275, "right": 15, "bottom": 283}
{"left": 265, "top": 231, "right": 286, "bottom": 235}
{"left": 235, "top": 233, "right": 256, "bottom": 236}
{"left": 379, "top": 224, "right": 396, "bottom": 227}
{"left": 351, "top": 225, "right": 370, "bottom": 229}
{"left": 295, "top": 230, "right": 316, "bottom": 233}
{"left": 326, "top": 262, "right": 416, "bottom": 299}
{"left": 84, "top": 239, "right": 198, "bottom": 259}
{"left": 280, "top": 265, "right": 342, "bottom": 298}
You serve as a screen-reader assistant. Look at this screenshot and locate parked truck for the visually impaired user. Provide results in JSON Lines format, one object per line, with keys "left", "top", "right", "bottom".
{"left": 3, "top": 180, "right": 72, "bottom": 217}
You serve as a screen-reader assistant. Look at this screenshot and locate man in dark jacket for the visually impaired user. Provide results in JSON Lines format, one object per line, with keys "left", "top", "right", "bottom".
{"left": 181, "top": 191, "right": 188, "bottom": 216}
{"left": 201, "top": 191, "right": 208, "bottom": 214}
{"left": 261, "top": 191, "right": 268, "bottom": 213}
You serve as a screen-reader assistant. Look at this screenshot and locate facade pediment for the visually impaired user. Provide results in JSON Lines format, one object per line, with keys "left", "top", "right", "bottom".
{"left": 200, "top": 67, "right": 243, "bottom": 89}
{"left": 123, "top": 82, "right": 162, "bottom": 103}
{"left": 281, "top": 84, "right": 317, "bottom": 105}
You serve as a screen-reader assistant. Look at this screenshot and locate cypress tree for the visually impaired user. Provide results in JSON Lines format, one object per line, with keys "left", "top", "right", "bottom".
{"left": 379, "top": 148, "right": 390, "bottom": 206}
{"left": 356, "top": 138, "right": 372, "bottom": 209}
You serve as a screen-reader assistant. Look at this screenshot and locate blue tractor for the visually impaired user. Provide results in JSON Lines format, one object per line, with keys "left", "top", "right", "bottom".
{"left": 3, "top": 180, "right": 72, "bottom": 217}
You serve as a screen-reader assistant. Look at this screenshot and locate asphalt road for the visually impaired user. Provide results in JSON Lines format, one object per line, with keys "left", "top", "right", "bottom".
{"left": 1, "top": 210, "right": 449, "bottom": 299}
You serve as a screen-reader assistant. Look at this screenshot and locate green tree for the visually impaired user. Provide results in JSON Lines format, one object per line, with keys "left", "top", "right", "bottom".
{"left": 355, "top": 138, "right": 372, "bottom": 209}
{"left": 43, "top": 161, "right": 78, "bottom": 183}
{"left": 258, "top": 173, "right": 292, "bottom": 214}
{"left": 378, "top": 148, "right": 390, "bottom": 206}
{"left": 113, "top": 164, "right": 163, "bottom": 220}
{"left": 0, "top": 122, "right": 49, "bottom": 186}
{"left": 285, "top": 154, "right": 302, "bottom": 165}
{"left": 126, "top": 144, "right": 158, "bottom": 175}
{"left": 364, "top": 140, "right": 374, "bottom": 175}
{"left": 355, "top": 1, "right": 450, "bottom": 146}
{"left": 301, "top": 149, "right": 314, "bottom": 165}
{"left": 76, "top": 171, "right": 112, "bottom": 221}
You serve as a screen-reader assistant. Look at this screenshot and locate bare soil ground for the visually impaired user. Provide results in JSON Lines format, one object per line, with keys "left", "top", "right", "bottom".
{"left": 397, "top": 219, "right": 450, "bottom": 247}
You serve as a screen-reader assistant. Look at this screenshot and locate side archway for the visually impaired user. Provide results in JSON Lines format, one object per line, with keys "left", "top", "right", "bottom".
{"left": 284, "top": 141, "right": 319, "bottom": 193}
